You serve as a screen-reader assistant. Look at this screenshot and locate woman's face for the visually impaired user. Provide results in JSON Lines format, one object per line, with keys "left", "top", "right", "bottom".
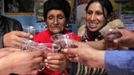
{"left": 46, "top": 10, "right": 66, "bottom": 34}
{"left": 86, "top": 2, "right": 106, "bottom": 32}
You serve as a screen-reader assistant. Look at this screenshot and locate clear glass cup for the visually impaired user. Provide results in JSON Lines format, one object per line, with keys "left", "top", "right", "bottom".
{"left": 51, "top": 34, "right": 74, "bottom": 49}
{"left": 22, "top": 26, "right": 37, "bottom": 50}
{"left": 45, "top": 43, "right": 61, "bottom": 52}
{"left": 51, "top": 33, "right": 78, "bottom": 71}
{"left": 28, "top": 42, "right": 47, "bottom": 51}
{"left": 20, "top": 40, "right": 36, "bottom": 51}
{"left": 23, "top": 26, "right": 36, "bottom": 35}
{"left": 20, "top": 40, "right": 61, "bottom": 52}
{"left": 20, "top": 41, "right": 47, "bottom": 71}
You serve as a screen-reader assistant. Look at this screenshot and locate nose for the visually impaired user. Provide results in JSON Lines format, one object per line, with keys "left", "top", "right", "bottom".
{"left": 90, "top": 13, "right": 96, "bottom": 21}
{"left": 54, "top": 18, "right": 58, "bottom": 25}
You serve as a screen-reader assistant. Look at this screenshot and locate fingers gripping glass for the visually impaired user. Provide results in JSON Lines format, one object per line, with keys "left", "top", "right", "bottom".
{"left": 104, "top": 29, "right": 122, "bottom": 50}
{"left": 20, "top": 40, "right": 61, "bottom": 71}
{"left": 51, "top": 34, "right": 78, "bottom": 63}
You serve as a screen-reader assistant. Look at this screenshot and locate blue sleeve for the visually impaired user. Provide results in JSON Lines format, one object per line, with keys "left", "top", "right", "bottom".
{"left": 105, "top": 50, "right": 134, "bottom": 75}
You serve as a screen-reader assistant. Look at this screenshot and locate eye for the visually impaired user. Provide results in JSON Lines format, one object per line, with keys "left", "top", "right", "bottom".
{"left": 96, "top": 11, "right": 103, "bottom": 16}
{"left": 87, "top": 10, "right": 93, "bottom": 15}
{"left": 47, "top": 15, "right": 54, "bottom": 20}
{"left": 58, "top": 15, "right": 65, "bottom": 19}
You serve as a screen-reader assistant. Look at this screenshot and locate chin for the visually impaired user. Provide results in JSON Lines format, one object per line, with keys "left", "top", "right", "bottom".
{"left": 88, "top": 28, "right": 98, "bottom": 32}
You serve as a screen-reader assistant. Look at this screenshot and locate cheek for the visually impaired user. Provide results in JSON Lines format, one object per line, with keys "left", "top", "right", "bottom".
{"left": 46, "top": 21, "right": 54, "bottom": 32}
{"left": 60, "top": 22, "right": 65, "bottom": 29}
{"left": 46, "top": 22, "right": 52, "bottom": 30}
{"left": 59, "top": 20, "right": 66, "bottom": 31}
{"left": 86, "top": 15, "right": 91, "bottom": 21}
{"left": 98, "top": 17, "right": 105, "bottom": 27}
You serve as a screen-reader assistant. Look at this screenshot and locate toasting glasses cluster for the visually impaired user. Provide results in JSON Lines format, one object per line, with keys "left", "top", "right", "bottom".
{"left": 20, "top": 33, "right": 76, "bottom": 52}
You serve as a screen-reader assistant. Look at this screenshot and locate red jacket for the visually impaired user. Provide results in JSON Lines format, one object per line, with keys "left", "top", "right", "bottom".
{"left": 34, "top": 30, "right": 81, "bottom": 75}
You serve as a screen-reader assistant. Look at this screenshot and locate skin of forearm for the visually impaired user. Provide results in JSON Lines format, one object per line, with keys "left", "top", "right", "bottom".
{"left": 87, "top": 50, "right": 105, "bottom": 68}
{"left": 86, "top": 40, "right": 105, "bottom": 50}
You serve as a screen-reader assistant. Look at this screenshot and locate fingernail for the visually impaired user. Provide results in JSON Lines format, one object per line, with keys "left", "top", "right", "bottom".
{"left": 45, "top": 63, "right": 48, "bottom": 66}
{"left": 46, "top": 66, "right": 50, "bottom": 69}
{"left": 44, "top": 59, "right": 48, "bottom": 62}
{"left": 30, "top": 35, "right": 33, "bottom": 39}
{"left": 114, "top": 39, "right": 118, "bottom": 43}
{"left": 63, "top": 49, "right": 68, "bottom": 52}
{"left": 47, "top": 57, "right": 51, "bottom": 59}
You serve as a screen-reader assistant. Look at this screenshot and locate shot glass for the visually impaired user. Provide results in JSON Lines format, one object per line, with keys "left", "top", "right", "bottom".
{"left": 45, "top": 43, "right": 61, "bottom": 52}
{"left": 20, "top": 40, "right": 36, "bottom": 51}
{"left": 23, "top": 26, "right": 36, "bottom": 35}
{"left": 20, "top": 41, "right": 47, "bottom": 71}
{"left": 51, "top": 34, "right": 74, "bottom": 49}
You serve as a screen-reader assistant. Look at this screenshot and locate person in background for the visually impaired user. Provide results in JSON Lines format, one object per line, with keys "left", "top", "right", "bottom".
{"left": 63, "top": 29, "right": 134, "bottom": 75}
{"left": 0, "top": 47, "right": 43, "bottom": 75}
{"left": 0, "top": 15, "right": 33, "bottom": 48}
{"left": 77, "top": 0, "right": 116, "bottom": 74}
{"left": 34, "top": 0, "right": 80, "bottom": 75}
{"left": 78, "top": 0, "right": 123, "bottom": 42}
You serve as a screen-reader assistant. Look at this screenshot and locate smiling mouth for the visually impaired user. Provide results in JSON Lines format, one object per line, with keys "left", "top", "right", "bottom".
{"left": 87, "top": 23, "right": 98, "bottom": 28}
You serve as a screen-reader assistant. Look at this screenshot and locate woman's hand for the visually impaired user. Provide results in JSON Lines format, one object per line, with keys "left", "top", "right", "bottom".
{"left": 3, "top": 31, "right": 33, "bottom": 48}
{"left": 44, "top": 52, "right": 67, "bottom": 71}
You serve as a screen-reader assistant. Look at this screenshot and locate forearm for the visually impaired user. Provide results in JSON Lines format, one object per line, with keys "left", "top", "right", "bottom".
{"left": 86, "top": 50, "right": 105, "bottom": 68}
{"left": 87, "top": 40, "right": 105, "bottom": 50}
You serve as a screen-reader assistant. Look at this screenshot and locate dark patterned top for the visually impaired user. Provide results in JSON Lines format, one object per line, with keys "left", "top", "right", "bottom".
{"left": 0, "top": 15, "right": 23, "bottom": 48}
{"left": 67, "top": 62, "right": 107, "bottom": 75}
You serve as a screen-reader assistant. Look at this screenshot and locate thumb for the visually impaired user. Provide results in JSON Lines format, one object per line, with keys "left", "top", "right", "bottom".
{"left": 113, "top": 37, "right": 124, "bottom": 44}
{"left": 62, "top": 48, "right": 78, "bottom": 55}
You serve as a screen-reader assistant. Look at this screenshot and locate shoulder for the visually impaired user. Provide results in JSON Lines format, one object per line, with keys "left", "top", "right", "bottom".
{"left": 109, "top": 19, "right": 124, "bottom": 28}
{"left": 9, "top": 18, "right": 20, "bottom": 24}
{"left": 1, "top": 16, "right": 21, "bottom": 25}
{"left": 0, "top": 15, "right": 23, "bottom": 31}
